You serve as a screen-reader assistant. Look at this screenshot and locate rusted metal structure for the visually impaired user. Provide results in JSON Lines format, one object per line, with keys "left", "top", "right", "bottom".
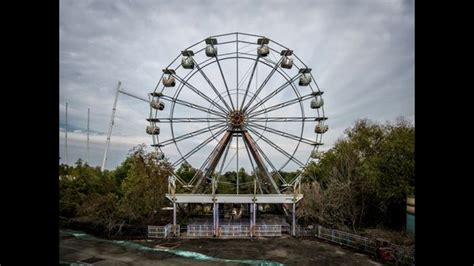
{"left": 147, "top": 32, "right": 328, "bottom": 237}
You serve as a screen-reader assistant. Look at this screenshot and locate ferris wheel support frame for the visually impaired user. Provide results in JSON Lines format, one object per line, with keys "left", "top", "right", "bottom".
{"left": 144, "top": 32, "right": 328, "bottom": 237}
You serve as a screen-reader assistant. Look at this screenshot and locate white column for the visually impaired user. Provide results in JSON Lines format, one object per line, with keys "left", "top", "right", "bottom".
{"left": 250, "top": 203, "right": 253, "bottom": 237}
{"left": 216, "top": 203, "right": 219, "bottom": 237}
{"left": 253, "top": 203, "right": 257, "bottom": 236}
{"left": 173, "top": 201, "right": 177, "bottom": 236}
{"left": 292, "top": 202, "right": 296, "bottom": 237}
{"left": 213, "top": 203, "right": 216, "bottom": 236}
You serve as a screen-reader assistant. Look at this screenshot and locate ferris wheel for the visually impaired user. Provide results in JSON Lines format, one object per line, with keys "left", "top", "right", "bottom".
{"left": 147, "top": 32, "right": 327, "bottom": 195}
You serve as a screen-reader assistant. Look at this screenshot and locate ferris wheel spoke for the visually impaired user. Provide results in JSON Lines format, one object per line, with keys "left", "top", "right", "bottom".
{"left": 157, "top": 117, "right": 227, "bottom": 123}
{"left": 160, "top": 95, "right": 226, "bottom": 118}
{"left": 236, "top": 59, "right": 255, "bottom": 90}
{"left": 248, "top": 93, "right": 314, "bottom": 118}
{"left": 171, "top": 73, "right": 229, "bottom": 114}
{"left": 247, "top": 122, "right": 319, "bottom": 146}
{"left": 248, "top": 116, "right": 325, "bottom": 123}
{"left": 154, "top": 122, "right": 227, "bottom": 147}
{"left": 242, "top": 57, "right": 284, "bottom": 112}
{"left": 192, "top": 58, "right": 233, "bottom": 111}
{"left": 239, "top": 57, "right": 260, "bottom": 111}
{"left": 247, "top": 127, "right": 305, "bottom": 168}
{"left": 171, "top": 127, "right": 227, "bottom": 168}
{"left": 214, "top": 55, "right": 236, "bottom": 111}
{"left": 246, "top": 73, "right": 302, "bottom": 114}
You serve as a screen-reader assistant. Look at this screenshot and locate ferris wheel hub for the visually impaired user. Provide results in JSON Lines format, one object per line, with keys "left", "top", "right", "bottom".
{"left": 228, "top": 110, "right": 247, "bottom": 128}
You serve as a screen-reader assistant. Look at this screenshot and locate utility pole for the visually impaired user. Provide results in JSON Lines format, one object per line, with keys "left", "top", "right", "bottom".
{"left": 65, "top": 102, "right": 68, "bottom": 165}
{"left": 87, "top": 108, "right": 90, "bottom": 164}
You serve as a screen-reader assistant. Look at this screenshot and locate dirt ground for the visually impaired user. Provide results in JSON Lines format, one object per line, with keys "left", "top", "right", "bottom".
{"left": 60, "top": 229, "right": 383, "bottom": 265}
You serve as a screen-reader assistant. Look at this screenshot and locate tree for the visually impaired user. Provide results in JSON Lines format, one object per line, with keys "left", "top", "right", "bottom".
{"left": 176, "top": 161, "right": 197, "bottom": 183}
{"left": 300, "top": 118, "right": 414, "bottom": 231}
{"left": 117, "top": 144, "right": 174, "bottom": 225}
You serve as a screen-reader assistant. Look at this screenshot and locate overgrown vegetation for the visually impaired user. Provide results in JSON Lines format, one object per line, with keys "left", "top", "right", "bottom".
{"left": 59, "top": 117, "right": 414, "bottom": 238}
{"left": 59, "top": 144, "right": 173, "bottom": 237}
{"left": 298, "top": 117, "right": 414, "bottom": 233}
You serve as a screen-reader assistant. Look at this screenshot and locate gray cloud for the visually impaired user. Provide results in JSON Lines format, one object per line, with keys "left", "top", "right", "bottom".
{"left": 60, "top": 0, "right": 414, "bottom": 171}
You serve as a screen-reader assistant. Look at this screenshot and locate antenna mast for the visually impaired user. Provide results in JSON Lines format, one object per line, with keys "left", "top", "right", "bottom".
{"left": 87, "top": 108, "right": 90, "bottom": 164}
{"left": 65, "top": 102, "right": 68, "bottom": 165}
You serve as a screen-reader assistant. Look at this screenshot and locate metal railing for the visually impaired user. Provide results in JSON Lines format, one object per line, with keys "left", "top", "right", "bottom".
{"left": 148, "top": 224, "right": 180, "bottom": 238}
{"left": 296, "top": 225, "right": 415, "bottom": 265}
{"left": 219, "top": 225, "right": 251, "bottom": 237}
{"left": 317, "top": 226, "right": 377, "bottom": 254}
{"left": 390, "top": 243, "right": 415, "bottom": 265}
{"left": 254, "top": 225, "right": 282, "bottom": 237}
{"left": 187, "top": 225, "right": 214, "bottom": 237}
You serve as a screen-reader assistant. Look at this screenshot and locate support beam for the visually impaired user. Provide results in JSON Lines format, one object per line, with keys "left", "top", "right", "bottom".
{"left": 253, "top": 203, "right": 257, "bottom": 237}
{"left": 192, "top": 131, "right": 233, "bottom": 193}
{"left": 173, "top": 201, "right": 177, "bottom": 236}
{"left": 250, "top": 203, "right": 253, "bottom": 237}
{"left": 119, "top": 88, "right": 149, "bottom": 103}
{"left": 292, "top": 202, "right": 296, "bottom": 237}
{"left": 241, "top": 131, "right": 280, "bottom": 194}
{"left": 213, "top": 202, "right": 219, "bottom": 237}
{"left": 236, "top": 137, "right": 239, "bottom": 194}
{"left": 166, "top": 193, "right": 303, "bottom": 204}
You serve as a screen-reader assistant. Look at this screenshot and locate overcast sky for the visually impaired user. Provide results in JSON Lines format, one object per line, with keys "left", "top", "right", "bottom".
{"left": 59, "top": 0, "right": 414, "bottom": 172}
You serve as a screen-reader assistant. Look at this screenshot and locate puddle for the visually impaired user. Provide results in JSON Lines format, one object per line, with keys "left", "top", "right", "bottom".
{"left": 62, "top": 230, "right": 284, "bottom": 265}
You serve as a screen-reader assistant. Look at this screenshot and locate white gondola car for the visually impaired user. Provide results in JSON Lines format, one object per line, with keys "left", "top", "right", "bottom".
{"left": 257, "top": 45, "right": 269, "bottom": 56}
{"left": 162, "top": 76, "right": 175, "bottom": 87}
{"left": 181, "top": 56, "right": 194, "bottom": 69}
{"left": 299, "top": 73, "right": 312, "bottom": 86}
{"left": 205, "top": 38, "right": 218, "bottom": 57}
{"left": 281, "top": 56, "right": 293, "bottom": 69}
{"left": 146, "top": 125, "right": 160, "bottom": 135}
{"left": 206, "top": 45, "right": 217, "bottom": 57}
{"left": 150, "top": 100, "right": 165, "bottom": 110}
{"left": 315, "top": 123, "right": 328, "bottom": 134}
{"left": 310, "top": 150, "right": 323, "bottom": 159}
{"left": 310, "top": 97, "right": 324, "bottom": 109}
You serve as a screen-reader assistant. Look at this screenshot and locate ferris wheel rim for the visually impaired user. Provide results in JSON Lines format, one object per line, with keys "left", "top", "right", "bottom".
{"left": 148, "top": 32, "right": 327, "bottom": 192}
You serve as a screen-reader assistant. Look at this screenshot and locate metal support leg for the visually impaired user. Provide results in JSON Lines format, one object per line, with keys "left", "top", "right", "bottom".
{"left": 173, "top": 201, "right": 177, "bottom": 236}
{"left": 292, "top": 203, "right": 296, "bottom": 237}
{"left": 217, "top": 203, "right": 220, "bottom": 237}
{"left": 253, "top": 203, "right": 257, "bottom": 236}
{"left": 213, "top": 202, "right": 218, "bottom": 237}
{"left": 250, "top": 203, "right": 253, "bottom": 237}
{"left": 254, "top": 203, "right": 257, "bottom": 226}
